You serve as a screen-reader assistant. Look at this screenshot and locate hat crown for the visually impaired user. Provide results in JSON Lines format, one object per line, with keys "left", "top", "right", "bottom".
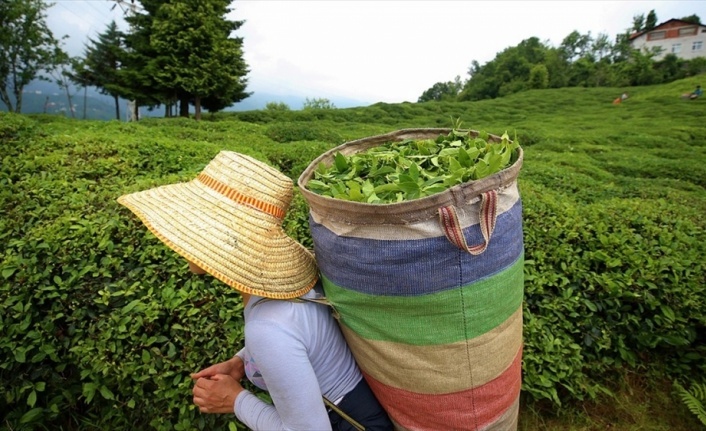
{"left": 200, "top": 152, "right": 293, "bottom": 219}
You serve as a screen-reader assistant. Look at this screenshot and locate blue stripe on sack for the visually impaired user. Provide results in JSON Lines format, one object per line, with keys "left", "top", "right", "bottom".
{"left": 311, "top": 199, "right": 523, "bottom": 296}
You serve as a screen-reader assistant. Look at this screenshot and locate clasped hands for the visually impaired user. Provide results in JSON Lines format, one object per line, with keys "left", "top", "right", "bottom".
{"left": 191, "top": 355, "right": 246, "bottom": 414}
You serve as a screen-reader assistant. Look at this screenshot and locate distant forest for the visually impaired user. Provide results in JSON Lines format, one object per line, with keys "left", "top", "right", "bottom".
{"left": 418, "top": 11, "right": 705, "bottom": 102}
{"left": 2, "top": 1, "right": 704, "bottom": 120}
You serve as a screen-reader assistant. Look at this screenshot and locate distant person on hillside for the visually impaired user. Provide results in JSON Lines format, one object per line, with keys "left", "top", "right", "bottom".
{"left": 690, "top": 85, "right": 702, "bottom": 99}
{"left": 681, "top": 85, "right": 702, "bottom": 99}
{"left": 612, "top": 92, "right": 628, "bottom": 104}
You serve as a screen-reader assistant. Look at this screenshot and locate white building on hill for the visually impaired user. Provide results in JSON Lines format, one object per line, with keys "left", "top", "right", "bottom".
{"left": 629, "top": 19, "right": 706, "bottom": 60}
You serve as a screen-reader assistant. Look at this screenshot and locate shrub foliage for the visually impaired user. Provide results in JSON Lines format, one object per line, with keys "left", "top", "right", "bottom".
{"left": 1, "top": 78, "right": 705, "bottom": 429}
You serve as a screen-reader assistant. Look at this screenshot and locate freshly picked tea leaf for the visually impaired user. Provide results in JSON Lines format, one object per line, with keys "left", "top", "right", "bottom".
{"left": 306, "top": 129, "right": 520, "bottom": 203}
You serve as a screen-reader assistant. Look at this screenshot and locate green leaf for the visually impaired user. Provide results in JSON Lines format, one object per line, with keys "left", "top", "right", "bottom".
{"left": 421, "top": 176, "right": 444, "bottom": 187}
{"left": 27, "top": 390, "right": 37, "bottom": 407}
{"left": 408, "top": 162, "right": 420, "bottom": 181}
{"left": 346, "top": 181, "right": 364, "bottom": 202}
{"left": 661, "top": 305, "right": 676, "bottom": 322}
{"left": 368, "top": 166, "right": 396, "bottom": 177}
{"left": 122, "top": 299, "right": 141, "bottom": 313}
{"left": 448, "top": 157, "right": 463, "bottom": 173}
{"left": 306, "top": 179, "right": 330, "bottom": 192}
{"left": 457, "top": 147, "right": 472, "bottom": 167}
{"left": 486, "top": 152, "right": 503, "bottom": 174}
{"left": 20, "top": 408, "right": 43, "bottom": 424}
{"left": 167, "top": 342, "right": 177, "bottom": 358}
{"left": 83, "top": 383, "right": 97, "bottom": 404}
{"left": 366, "top": 192, "right": 382, "bottom": 203}
{"left": 99, "top": 385, "right": 115, "bottom": 400}
{"left": 2, "top": 267, "right": 16, "bottom": 279}
{"left": 373, "top": 183, "right": 400, "bottom": 193}
{"left": 334, "top": 152, "right": 348, "bottom": 172}
{"left": 422, "top": 184, "right": 447, "bottom": 196}
{"left": 362, "top": 180, "right": 375, "bottom": 198}
{"left": 474, "top": 161, "right": 490, "bottom": 179}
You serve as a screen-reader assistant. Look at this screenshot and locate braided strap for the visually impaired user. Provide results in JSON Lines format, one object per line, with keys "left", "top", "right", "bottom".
{"left": 439, "top": 190, "right": 498, "bottom": 255}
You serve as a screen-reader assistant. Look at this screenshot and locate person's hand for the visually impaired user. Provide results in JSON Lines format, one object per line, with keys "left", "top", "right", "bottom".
{"left": 192, "top": 374, "right": 244, "bottom": 414}
{"left": 191, "top": 356, "right": 245, "bottom": 382}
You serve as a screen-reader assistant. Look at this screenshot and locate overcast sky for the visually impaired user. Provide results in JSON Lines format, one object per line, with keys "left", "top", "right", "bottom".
{"left": 47, "top": 1, "right": 703, "bottom": 105}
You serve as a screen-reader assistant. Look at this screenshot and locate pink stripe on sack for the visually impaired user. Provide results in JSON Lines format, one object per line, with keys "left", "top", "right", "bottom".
{"left": 364, "top": 346, "right": 522, "bottom": 431}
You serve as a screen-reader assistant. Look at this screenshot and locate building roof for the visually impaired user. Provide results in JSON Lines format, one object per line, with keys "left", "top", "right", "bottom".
{"left": 629, "top": 18, "right": 706, "bottom": 41}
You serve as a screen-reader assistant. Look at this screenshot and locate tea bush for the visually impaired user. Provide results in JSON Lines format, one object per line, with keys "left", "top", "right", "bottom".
{"left": 0, "top": 111, "right": 37, "bottom": 142}
{"left": 521, "top": 183, "right": 706, "bottom": 403}
{"left": 0, "top": 113, "right": 312, "bottom": 430}
{"left": 264, "top": 121, "right": 343, "bottom": 144}
{"left": 2, "top": 77, "right": 705, "bottom": 429}
{"left": 261, "top": 141, "right": 332, "bottom": 180}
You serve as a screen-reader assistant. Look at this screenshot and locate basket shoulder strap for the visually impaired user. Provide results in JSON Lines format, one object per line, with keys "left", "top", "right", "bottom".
{"left": 439, "top": 190, "right": 498, "bottom": 255}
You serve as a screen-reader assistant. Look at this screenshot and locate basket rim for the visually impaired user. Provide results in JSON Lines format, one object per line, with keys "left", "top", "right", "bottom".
{"left": 296, "top": 128, "right": 523, "bottom": 224}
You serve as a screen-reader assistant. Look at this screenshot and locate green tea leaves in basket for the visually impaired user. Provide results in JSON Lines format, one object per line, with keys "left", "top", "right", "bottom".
{"left": 307, "top": 130, "right": 520, "bottom": 203}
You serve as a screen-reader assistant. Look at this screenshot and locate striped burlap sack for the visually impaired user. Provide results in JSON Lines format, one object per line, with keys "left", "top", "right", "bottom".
{"left": 298, "top": 129, "right": 524, "bottom": 431}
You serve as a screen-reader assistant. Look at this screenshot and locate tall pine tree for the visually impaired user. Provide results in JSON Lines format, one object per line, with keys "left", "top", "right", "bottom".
{"left": 121, "top": 0, "right": 169, "bottom": 119}
{"left": 78, "top": 21, "right": 127, "bottom": 120}
{"left": 150, "top": 0, "right": 249, "bottom": 119}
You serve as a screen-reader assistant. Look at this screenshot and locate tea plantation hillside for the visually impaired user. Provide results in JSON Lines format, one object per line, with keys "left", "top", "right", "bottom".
{"left": 1, "top": 77, "right": 705, "bottom": 430}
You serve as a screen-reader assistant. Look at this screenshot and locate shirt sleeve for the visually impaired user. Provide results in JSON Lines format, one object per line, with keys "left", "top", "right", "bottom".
{"left": 234, "top": 319, "right": 332, "bottom": 431}
{"left": 234, "top": 347, "right": 245, "bottom": 361}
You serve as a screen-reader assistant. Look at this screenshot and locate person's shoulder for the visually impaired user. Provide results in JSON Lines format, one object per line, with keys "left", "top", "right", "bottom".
{"left": 244, "top": 302, "right": 294, "bottom": 336}
{"left": 248, "top": 298, "right": 316, "bottom": 324}
{"left": 249, "top": 298, "right": 295, "bottom": 314}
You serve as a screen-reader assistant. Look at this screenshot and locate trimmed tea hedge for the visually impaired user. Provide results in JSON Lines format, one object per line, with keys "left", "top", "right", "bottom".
{"left": 0, "top": 113, "right": 309, "bottom": 430}
{"left": 2, "top": 108, "right": 705, "bottom": 429}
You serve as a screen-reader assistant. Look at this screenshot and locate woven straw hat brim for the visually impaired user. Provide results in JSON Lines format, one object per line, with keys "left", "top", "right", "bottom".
{"left": 118, "top": 178, "right": 318, "bottom": 299}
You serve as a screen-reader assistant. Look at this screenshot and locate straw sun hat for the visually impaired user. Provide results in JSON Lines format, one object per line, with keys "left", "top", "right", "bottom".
{"left": 117, "top": 151, "right": 318, "bottom": 299}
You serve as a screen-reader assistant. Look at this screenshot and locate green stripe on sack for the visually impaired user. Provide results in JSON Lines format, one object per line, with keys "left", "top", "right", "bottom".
{"left": 341, "top": 308, "right": 523, "bottom": 393}
{"left": 322, "top": 255, "right": 524, "bottom": 346}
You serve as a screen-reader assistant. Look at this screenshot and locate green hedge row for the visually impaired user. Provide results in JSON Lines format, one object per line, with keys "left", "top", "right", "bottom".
{"left": 521, "top": 183, "right": 706, "bottom": 404}
{"left": 0, "top": 113, "right": 289, "bottom": 430}
{"left": 2, "top": 111, "right": 705, "bottom": 429}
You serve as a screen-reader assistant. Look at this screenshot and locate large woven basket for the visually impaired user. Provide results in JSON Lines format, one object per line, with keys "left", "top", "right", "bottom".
{"left": 298, "top": 128, "right": 524, "bottom": 431}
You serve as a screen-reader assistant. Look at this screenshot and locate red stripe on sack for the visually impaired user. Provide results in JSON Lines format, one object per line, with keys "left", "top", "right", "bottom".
{"left": 363, "top": 347, "right": 522, "bottom": 431}
{"left": 197, "top": 173, "right": 286, "bottom": 219}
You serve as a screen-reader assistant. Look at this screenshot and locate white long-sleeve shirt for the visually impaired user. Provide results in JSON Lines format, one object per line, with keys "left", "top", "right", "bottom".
{"left": 234, "top": 285, "right": 362, "bottom": 430}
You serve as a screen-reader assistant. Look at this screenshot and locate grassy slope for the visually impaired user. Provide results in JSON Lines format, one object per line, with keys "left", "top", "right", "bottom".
{"left": 8, "top": 76, "right": 706, "bottom": 430}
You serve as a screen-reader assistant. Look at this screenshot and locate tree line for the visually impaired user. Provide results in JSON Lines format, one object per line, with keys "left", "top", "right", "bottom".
{"left": 2, "top": 2, "right": 703, "bottom": 117}
{"left": 1, "top": 0, "right": 249, "bottom": 121}
{"left": 418, "top": 11, "right": 705, "bottom": 102}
